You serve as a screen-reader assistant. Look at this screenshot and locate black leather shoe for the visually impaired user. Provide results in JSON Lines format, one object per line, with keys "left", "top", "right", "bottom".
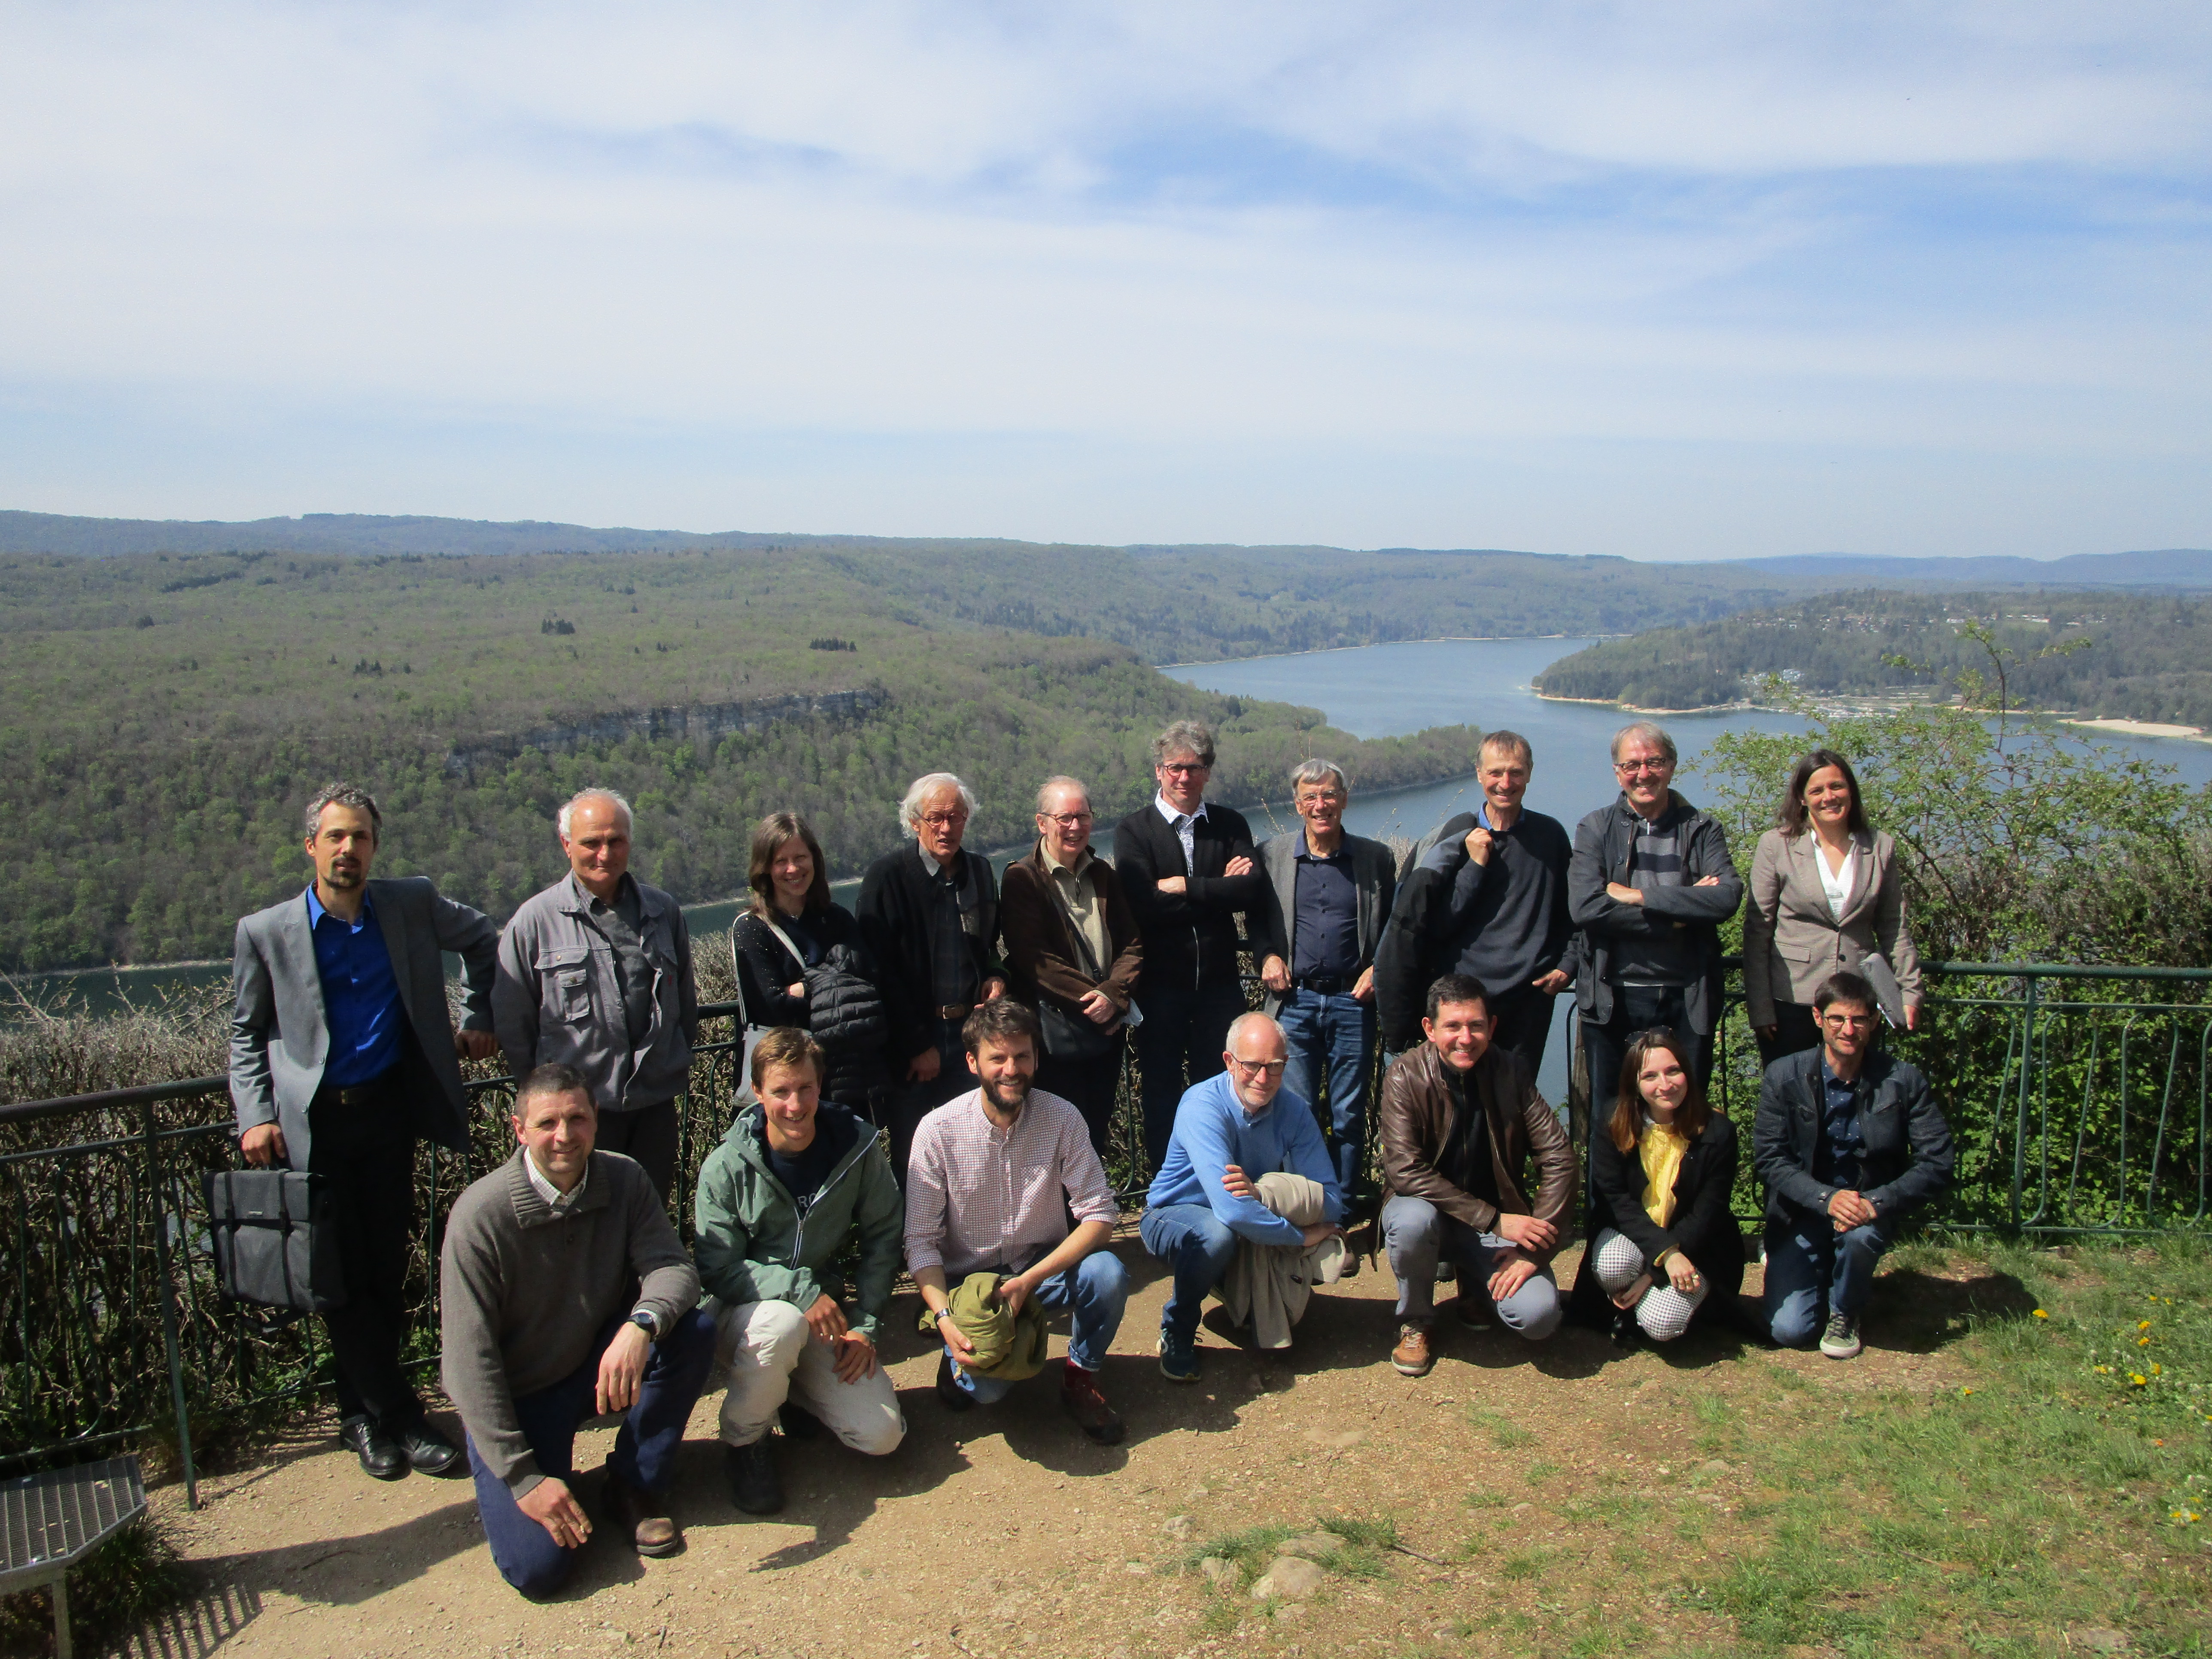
{"left": 395, "top": 1420, "right": 462, "bottom": 1476}
{"left": 339, "top": 1413, "right": 407, "bottom": 1481}
{"left": 725, "top": 1440, "right": 784, "bottom": 1516}
{"left": 1608, "top": 1310, "right": 1642, "bottom": 1351}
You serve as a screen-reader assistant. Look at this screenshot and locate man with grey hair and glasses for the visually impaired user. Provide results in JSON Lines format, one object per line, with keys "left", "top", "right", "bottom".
{"left": 857, "top": 771, "right": 1008, "bottom": 1178}
{"left": 1114, "top": 720, "right": 1267, "bottom": 1173}
{"left": 493, "top": 788, "right": 698, "bottom": 1201}
{"left": 230, "top": 781, "right": 499, "bottom": 1483}
{"left": 1255, "top": 758, "right": 1395, "bottom": 1234}
{"left": 1568, "top": 722, "right": 1743, "bottom": 1118}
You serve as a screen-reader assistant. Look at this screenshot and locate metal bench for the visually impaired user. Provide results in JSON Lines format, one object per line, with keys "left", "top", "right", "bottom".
{"left": 0, "top": 1458, "right": 148, "bottom": 1659}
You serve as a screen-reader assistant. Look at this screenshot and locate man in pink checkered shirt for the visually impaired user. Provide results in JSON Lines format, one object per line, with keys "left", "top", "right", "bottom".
{"left": 904, "top": 999, "right": 1131, "bottom": 1443}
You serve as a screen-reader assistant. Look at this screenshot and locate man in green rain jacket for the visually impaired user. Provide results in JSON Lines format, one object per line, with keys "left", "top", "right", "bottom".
{"left": 695, "top": 1028, "right": 905, "bottom": 1516}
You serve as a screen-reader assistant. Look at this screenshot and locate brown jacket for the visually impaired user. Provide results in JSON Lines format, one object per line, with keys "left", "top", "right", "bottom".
{"left": 1379, "top": 1040, "right": 1576, "bottom": 1249}
{"left": 998, "top": 843, "right": 1144, "bottom": 1019}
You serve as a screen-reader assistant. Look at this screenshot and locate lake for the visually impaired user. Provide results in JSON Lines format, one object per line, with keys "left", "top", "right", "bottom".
{"left": 1164, "top": 636, "right": 2212, "bottom": 1099}
{"left": 24, "top": 635, "right": 2210, "bottom": 1054}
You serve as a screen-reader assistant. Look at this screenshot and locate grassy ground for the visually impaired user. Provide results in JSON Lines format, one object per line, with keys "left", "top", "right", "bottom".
{"left": 1162, "top": 1233, "right": 2212, "bottom": 1659}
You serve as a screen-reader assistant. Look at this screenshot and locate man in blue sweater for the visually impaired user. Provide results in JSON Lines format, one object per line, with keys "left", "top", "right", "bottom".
{"left": 1140, "top": 1012, "right": 1344, "bottom": 1381}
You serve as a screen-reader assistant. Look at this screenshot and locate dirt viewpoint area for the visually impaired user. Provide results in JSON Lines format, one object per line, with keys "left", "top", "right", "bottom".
{"left": 123, "top": 1229, "right": 2200, "bottom": 1659}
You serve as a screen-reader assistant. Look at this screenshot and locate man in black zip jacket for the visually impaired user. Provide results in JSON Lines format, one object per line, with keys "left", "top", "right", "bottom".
{"left": 856, "top": 772, "right": 1006, "bottom": 1179}
{"left": 1113, "top": 720, "right": 1268, "bottom": 1172}
{"left": 1754, "top": 971, "right": 1953, "bottom": 1361}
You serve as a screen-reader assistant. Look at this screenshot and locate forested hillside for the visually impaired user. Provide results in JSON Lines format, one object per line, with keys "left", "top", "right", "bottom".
{"left": 1532, "top": 590, "right": 2212, "bottom": 722}
{"left": 3, "top": 544, "right": 1491, "bottom": 970}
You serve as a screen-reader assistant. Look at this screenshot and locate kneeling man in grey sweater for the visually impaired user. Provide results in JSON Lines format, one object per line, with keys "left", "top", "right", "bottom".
{"left": 441, "top": 1063, "right": 715, "bottom": 1595}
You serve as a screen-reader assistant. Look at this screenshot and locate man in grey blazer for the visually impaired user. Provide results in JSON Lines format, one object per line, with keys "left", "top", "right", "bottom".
{"left": 1255, "top": 759, "right": 1397, "bottom": 1228}
{"left": 231, "top": 781, "right": 500, "bottom": 1482}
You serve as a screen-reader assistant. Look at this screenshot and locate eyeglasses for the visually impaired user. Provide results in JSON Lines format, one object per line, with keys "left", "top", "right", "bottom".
{"left": 1039, "top": 812, "right": 1093, "bottom": 827}
{"left": 919, "top": 811, "right": 968, "bottom": 828}
{"left": 1821, "top": 1012, "right": 1877, "bottom": 1029}
{"left": 1614, "top": 760, "right": 1671, "bottom": 775}
{"left": 1160, "top": 761, "right": 1210, "bottom": 776}
{"left": 1226, "top": 1055, "right": 1287, "bottom": 1077}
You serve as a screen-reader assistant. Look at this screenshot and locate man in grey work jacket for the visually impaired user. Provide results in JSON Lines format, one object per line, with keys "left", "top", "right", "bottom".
{"left": 493, "top": 788, "right": 698, "bottom": 1200}
{"left": 1254, "top": 758, "right": 1396, "bottom": 1229}
{"left": 230, "top": 781, "right": 499, "bottom": 1483}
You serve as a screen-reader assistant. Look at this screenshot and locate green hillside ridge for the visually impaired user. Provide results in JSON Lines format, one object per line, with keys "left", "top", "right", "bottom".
{"left": 5, "top": 543, "right": 1502, "bottom": 972}
{"left": 1532, "top": 590, "right": 2212, "bottom": 725}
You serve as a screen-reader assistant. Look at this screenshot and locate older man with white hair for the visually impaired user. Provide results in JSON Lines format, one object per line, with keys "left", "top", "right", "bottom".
{"left": 857, "top": 772, "right": 1008, "bottom": 1179}
{"left": 1139, "top": 1011, "right": 1344, "bottom": 1381}
{"left": 493, "top": 788, "right": 699, "bottom": 1200}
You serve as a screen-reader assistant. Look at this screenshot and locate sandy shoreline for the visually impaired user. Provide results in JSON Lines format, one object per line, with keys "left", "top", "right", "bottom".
{"left": 2058, "top": 716, "right": 2210, "bottom": 741}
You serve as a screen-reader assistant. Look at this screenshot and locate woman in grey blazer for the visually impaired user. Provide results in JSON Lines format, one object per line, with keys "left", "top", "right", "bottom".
{"left": 1742, "top": 749, "right": 1922, "bottom": 1065}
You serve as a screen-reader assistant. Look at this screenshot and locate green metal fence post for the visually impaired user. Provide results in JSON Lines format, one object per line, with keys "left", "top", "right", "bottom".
{"left": 2011, "top": 976, "right": 2039, "bottom": 1229}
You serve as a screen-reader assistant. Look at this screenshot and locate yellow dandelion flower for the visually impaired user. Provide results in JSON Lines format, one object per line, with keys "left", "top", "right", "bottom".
{"left": 2033, "top": 1309, "right": 2049, "bottom": 1319}
{"left": 2139, "top": 1320, "right": 2153, "bottom": 1330}
{"left": 2152, "top": 1364, "right": 2163, "bottom": 1376}
{"left": 1962, "top": 1387, "right": 1974, "bottom": 1396}
{"left": 2139, "top": 1335, "right": 2152, "bottom": 1346}
{"left": 2130, "top": 1373, "right": 2148, "bottom": 1387}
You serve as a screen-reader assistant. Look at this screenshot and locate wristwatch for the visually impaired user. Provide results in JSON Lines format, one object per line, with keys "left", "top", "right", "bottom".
{"left": 629, "top": 1310, "right": 659, "bottom": 1340}
{"left": 933, "top": 1308, "right": 955, "bottom": 1328}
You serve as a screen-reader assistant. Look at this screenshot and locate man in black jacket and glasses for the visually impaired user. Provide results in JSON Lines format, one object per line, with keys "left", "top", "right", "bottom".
{"left": 1113, "top": 720, "right": 1267, "bottom": 1173}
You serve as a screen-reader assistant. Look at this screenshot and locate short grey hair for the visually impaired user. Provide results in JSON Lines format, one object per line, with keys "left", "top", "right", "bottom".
{"left": 1288, "top": 758, "right": 1349, "bottom": 796}
{"left": 1150, "top": 719, "right": 1217, "bottom": 769}
{"left": 304, "top": 781, "right": 382, "bottom": 841}
{"left": 1036, "top": 775, "right": 1091, "bottom": 813}
{"left": 557, "top": 788, "right": 634, "bottom": 840}
{"left": 1610, "top": 721, "right": 1678, "bottom": 766}
{"left": 1225, "top": 1010, "right": 1285, "bottom": 1053}
{"left": 899, "top": 772, "right": 979, "bottom": 835}
{"left": 1480, "top": 729, "right": 1534, "bottom": 769}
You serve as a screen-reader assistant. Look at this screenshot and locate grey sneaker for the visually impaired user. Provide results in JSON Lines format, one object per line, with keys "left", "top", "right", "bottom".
{"left": 1819, "top": 1310, "right": 1863, "bottom": 1360}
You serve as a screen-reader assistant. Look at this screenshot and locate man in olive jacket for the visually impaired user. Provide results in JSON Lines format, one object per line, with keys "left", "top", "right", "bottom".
{"left": 1376, "top": 974, "right": 1576, "bottom": 1375}
{"left": 695, "top": 1029, "right": 906, "bottom": 1517}
{"left": 1755, "top": 971, "right": 1953, "bottom": 1360}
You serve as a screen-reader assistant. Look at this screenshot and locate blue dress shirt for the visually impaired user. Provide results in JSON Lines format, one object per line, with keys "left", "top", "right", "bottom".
{"left": 307, "top": 887, "right": 404, "bottom": 1087}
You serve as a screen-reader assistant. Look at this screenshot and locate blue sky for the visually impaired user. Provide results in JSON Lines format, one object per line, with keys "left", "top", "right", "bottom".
{"left": 1, "top": 2, "right": 2206, "bottom": 559}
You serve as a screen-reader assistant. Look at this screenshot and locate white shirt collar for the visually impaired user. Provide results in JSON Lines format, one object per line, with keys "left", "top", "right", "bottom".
{"left": 525, "top": 1151, "right": 587, "bottom": 1213}
{"left": 1154, "top": 793, "right": 1209, "bottom": 826}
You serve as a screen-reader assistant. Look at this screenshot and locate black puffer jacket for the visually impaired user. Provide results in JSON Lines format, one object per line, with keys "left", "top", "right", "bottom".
{"left": 732, "top": 907, "right": 893, "bottom": 1107}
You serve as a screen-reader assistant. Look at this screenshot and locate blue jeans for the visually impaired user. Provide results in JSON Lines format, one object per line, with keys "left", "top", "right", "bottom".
{"left": 1139, "top": 1202, "right": 1240, "bottom": 1344}
{"left": 468, "top": 1308, "right": 717, "bottom": 1597}
{"left": 1763, "top": 1217, "right": 1890, "bottom": 1346}
{"left": 1379, "top": 1195, "right": 1562, "bottom": 1339}
{"left": 1277, "top": 988, "right": 1378, "bottom": 1207}
{"left": 945, "top": 1251, "right": 1130, "bottom": 1401}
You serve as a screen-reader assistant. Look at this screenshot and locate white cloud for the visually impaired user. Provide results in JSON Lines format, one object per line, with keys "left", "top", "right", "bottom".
{"left": 0, "top": 1, "right": 2206, "bottom": 554}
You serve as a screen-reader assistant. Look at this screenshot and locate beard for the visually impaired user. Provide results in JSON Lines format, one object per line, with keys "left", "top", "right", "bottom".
{"left": 979, "top": 1071, "right": 1032, "bottom": 1115}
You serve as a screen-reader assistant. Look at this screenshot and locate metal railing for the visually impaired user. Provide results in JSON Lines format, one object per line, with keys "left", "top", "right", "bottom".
{"left": 2, "top": 964, "right": 2206, "bottom": 1498}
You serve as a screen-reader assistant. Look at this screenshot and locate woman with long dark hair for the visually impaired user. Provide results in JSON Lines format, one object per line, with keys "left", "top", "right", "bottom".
{"left": 1568, "top": 1027, "right": 1742, "bottom": 1344}
{"left": 1742, "top": 748, "right": 1921, "bottom": 1065}
{"left": 732, "top": 813, "right": 892, "bottom": 1116}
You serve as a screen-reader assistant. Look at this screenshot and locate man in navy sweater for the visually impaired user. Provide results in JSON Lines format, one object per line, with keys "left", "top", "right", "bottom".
{"left": 1374, "top": 731, "right": 1576, "bottom": 1078}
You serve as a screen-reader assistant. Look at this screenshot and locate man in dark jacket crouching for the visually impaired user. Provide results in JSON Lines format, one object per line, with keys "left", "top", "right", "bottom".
{"left": 1755, "top": 971, "right": 1953, "bottom": 1360}
{"left": 441, "top": 1064, "right": 715, "bottom": 1596}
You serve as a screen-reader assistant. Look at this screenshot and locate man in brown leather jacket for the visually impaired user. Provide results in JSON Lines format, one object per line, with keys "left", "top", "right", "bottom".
{"left": 1377, "top": 973, "right": 1575, "bottom": 1376}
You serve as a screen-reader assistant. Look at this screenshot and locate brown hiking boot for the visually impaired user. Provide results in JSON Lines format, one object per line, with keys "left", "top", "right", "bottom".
{"left": 603, "top": 1469, "right": 681, "bottom": 1556}
{"left": 1060, "top": 1361, "right": 1127, "bottom": 1445}
{"left": 1391, "top": 1322, "right": 1434, "bottom": 1377}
